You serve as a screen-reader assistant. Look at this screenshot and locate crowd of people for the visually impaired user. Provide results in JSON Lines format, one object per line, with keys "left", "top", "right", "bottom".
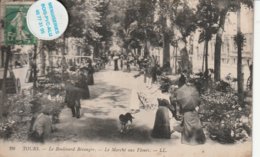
{"left": 63, "top": 52, "right": 204, "bottom": 145}
{"left": 109, "top": 53, "right": 135, "bottom": 72}
{"left": 29, "top": 50, "right": 206, "bottom": 145}
{"left": 117, "top": 53, "right": 207, "bottom": 145}
{"left": 150, "top": 84, "right": 206, "bottom": 145}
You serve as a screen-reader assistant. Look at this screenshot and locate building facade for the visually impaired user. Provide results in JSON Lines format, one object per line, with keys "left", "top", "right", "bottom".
{"left": 191, "top": 5, "right": 253, "bottom": 79}
{"left": 148, "top": 4, "right": 253, "bottom": 80}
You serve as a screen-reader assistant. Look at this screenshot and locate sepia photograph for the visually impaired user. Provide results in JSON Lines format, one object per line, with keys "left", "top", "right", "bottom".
{"left": 0, "top": 0, "right": 254, "bottom": 157}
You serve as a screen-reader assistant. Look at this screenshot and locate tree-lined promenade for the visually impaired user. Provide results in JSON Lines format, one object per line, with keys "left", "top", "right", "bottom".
{"left": 0, "top": 0, "right": 253, "bottom": 147}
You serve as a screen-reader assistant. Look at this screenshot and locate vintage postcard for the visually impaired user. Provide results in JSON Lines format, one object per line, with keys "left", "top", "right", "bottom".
{"left": 0, "top": 0, "right": 254, "bottom": 157}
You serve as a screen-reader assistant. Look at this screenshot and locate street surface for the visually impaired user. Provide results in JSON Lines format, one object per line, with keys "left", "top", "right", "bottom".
{"left": 52, "top": 66, "right": 162, "bottom": 143}
{"left": 42, "top": 65, "right": 252, "bottom": 157}
{"left": 0, "top": 65, "right": 251, "bottom": 157}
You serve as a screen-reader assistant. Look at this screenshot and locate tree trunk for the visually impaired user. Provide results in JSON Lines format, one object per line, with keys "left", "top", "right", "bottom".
{"left": 48, "top": 49, "right": 53, "bottom": 72}
{"left": 39, "top": 48, "right": 46, "bottom": 76}
{"left": 94, "top": 42, "right": 100, "bottom": 58}
{"left": 134, "top": 48, "right": 137, "bottom": 56}
{"left": 180, "top": 41, "right": 190, "bottom": 73}
{"left": 61, "top": 36, "right": 66, "bottom": 81}
{"left": 1, "top": 50, "right": 4, "bottom": 67}
{"left": 202, "top": 42, "right": 206, "bottom": 72}
{"left": 137, "top": 47, "right": 141, "bottom": 56}
{"left": 214, "top": 10, "right": 227, "bottom": 81}
{"left": 205, "top": 39, "right": 209, "bottom": 73}
{"left": 174, "top": 45, "right": 178, "bottom": 74}
{"left": 237, "top": 6, "right": 244, "bottom": 106}
{"left": 163, "top": 32, "right": 170, "bottom": 66}
{"left": 0, "top": 46, "right": 11, "bottom": 116}
{"left": 33, "top": 44, "right": 37, "bottom": 96}
{"left": 214, "top": 32, "right": 222, "bottom": 81}
{"left": 144, "top": 28, "right": 150, "bottom": 58}
{"left": 161, "top": 15, "right": 170, "bottom": 66}
{"left": 144, "top": 40, "right": 149, "bottom": 58}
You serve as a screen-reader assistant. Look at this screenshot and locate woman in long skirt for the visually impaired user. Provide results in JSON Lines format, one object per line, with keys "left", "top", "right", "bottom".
{"left": 86, "top": 62, "right": 95, "bottom": 85}
{"left": 151, "top": 99, "right": 173, "bottom": 139}
{"left": 181, "top": 110, "right": 205, "bottom": 145}
{"left": 174, "top": 85, "right": 206, "bottom": 145}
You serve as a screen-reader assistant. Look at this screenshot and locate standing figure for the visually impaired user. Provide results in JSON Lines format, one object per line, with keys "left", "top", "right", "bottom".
{"left": 151, "top": 98, "right": 175, "bottom": 139}
{"left": 120, "top": 55, "right": 124, "bottom": 70}
{"left": 86, "top": 60, "right": 95, "bottom": 85}
{"left": 174, "top": 85, "right": 206, "bottom": 145}
{"left": 65, "top": 82, "right": 82, "bottom": 118}
{"left": 151, "top": 65, "right": 158, "bottom": 83}
{"left": 109, "top": 52, "right": 113, "bottom": 66}
{"left": 113, "top": 55, "right": 119, "bottom": 71}
{"left": 126, "top": 54, "right": 132, "bottom": 72}
{"left": 26, "top": 56, "right": 36, "bottom": 83}
{"left": 76, "top": 69, "right": 90, "bottom": 99}
{"left": 249, "top": 62, "right": 253, "bottom": 90}
{"left": 146, "top": 64, "right": 153, "bottom": 88}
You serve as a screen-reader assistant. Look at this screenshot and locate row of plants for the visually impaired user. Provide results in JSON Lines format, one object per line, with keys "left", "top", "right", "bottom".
{"left": 0, "top": 86, "right": 65, "bottom": 141}
{"left": 157, "top": 72, "right": 252, "bottom": 144}
{"left": 200, "top": 90, "right": 252, "bottom": 144}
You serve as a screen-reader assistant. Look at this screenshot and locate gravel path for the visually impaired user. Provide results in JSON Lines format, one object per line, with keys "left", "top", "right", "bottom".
{"left": 45, "top": 66, "right": 251, "bottom": 157}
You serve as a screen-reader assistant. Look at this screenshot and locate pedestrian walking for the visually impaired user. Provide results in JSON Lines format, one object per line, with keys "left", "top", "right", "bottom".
{"left": 76, "top": 69, "right": 90, "bottom": 99}
{"left": 86, "top": 60, "right": 95, "bottom": 85}
{"left": 146, "top": 65, "right": 153, "bottom": 88}
{"left": 151, "top": 65, "right": 158, "bottom": 83}
{"left": 120, "top": 55, "right": 124, "bottom": 70}
{"left": 113, "top": 55, "right": 119, "bottom": 71}
{"left": 25, "top": 56, "right": 36, "bottom": 83}
{"left": 174, "top": 85, "right": 206, "bottom": 145}
{"left": 65, "top": 84, "right": 82, "bottom": 118}
{"left": 126, "top": 54, "right": 133, "bottom": 72}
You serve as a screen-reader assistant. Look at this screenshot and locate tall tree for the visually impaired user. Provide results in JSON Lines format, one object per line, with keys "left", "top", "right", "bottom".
{"left": 0, "top": 46, "right": 11, "bottom": 117}
{"left": 234, "top": 0, "right": 253, "bottom": 106}
{"left": 150, "top": 0, "right": 198, "bottom": 72}
{"left": 172, "top": 1, "right": 197, "bottom": 73}
{"left": 212, "top": 0, "right": 253, "bottom": 81}
{"left": 196, "top": 0, "right": 219, "bottom": 74}
{"left": 213, "top": 1, "right": 229, "bottom": 81}
{"left": 128, "top": 0, "right": 156, "bottom": 57}
{"left": 236, "top": 5, "right": 244, "bottom": 106}
{"left": 155, "top": 0, "right": 174, "bottom": 65}
{"left": 106, "top": 0, "right": 138, "bottom": 54}
{"left": 60, "top": 0, "right": 101, "bottom": 39}
{"left": 60, "top": 0, "right": 102, "bottom": 58}
{"left": 95, "top": 0, "right": 114, "bottom": 57}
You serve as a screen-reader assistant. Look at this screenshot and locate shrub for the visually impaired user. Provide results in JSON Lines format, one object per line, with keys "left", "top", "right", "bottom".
{"left": 199, "top": 91, "right": 252, "bottom": 143}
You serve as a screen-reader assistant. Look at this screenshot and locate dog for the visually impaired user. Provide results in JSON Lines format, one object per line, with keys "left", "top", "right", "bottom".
{"left": 119, "top": 112, "right": 134, "bottom": 133}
